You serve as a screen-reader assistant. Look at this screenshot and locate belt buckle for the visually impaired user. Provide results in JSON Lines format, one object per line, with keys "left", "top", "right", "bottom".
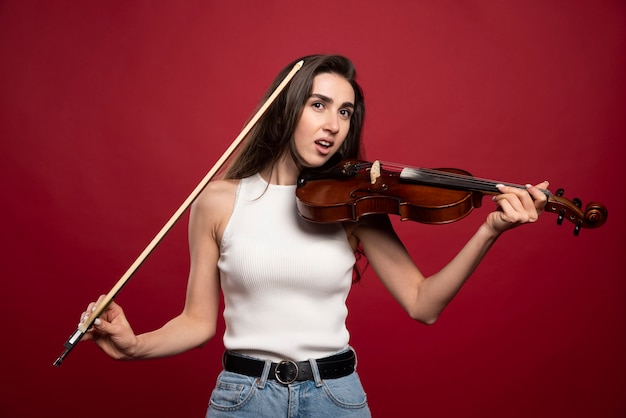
{"left": 275, "top": 360, "right": 298, "bottom": 384}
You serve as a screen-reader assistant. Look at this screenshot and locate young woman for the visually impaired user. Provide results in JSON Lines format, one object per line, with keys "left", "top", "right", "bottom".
{"left": 79, "top": 54, "right": 548, "bottom": 417}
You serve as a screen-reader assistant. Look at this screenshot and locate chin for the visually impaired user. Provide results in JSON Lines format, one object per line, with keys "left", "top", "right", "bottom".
{"left": 298, "top": 154, "right": 330, "bottom": 169}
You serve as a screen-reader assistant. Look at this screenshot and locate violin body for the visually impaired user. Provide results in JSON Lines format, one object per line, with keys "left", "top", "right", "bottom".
{"left": 297, "top": 165, "right": 482, "bottom": 224}
{"left": 296, "top": 159, "right": 608, "bottom": 236}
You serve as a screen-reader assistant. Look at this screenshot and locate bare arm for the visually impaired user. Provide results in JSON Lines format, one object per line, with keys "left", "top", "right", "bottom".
{"left": 80, "top": 180, "right": 235, "bottom": 359}
{"left": 351, "top": 182, "right": 548, "bottom": 324}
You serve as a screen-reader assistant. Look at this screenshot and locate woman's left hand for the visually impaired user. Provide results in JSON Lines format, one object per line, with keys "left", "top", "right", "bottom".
{"left": 486, "top": 181, "right": 549, "bottom": 235}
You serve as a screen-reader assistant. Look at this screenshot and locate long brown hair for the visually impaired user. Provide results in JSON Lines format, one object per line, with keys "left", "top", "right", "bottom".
{"left": 223, "top": 54, "right": 365, "bottom": 179}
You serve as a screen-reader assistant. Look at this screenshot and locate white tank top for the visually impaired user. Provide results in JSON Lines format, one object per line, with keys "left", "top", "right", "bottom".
{"left": 217, "top": 174, "right": 356, "bottom": 362}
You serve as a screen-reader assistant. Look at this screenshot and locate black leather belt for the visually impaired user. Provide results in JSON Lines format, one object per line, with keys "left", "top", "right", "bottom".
{"left": 223, "top": 349, "right": 356, "bottom": 385}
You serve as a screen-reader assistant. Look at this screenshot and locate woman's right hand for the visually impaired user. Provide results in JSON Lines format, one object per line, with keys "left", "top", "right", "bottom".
{"left": 79, "top": 295, "right": 139, "bottom": 360}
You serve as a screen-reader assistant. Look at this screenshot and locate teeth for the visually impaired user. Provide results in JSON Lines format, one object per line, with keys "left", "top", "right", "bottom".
{"left": 317, "top": 140, "right": 331, "bottom": 147}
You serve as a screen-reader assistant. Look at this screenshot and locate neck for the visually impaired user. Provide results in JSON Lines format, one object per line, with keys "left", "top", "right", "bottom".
{"left": 260, "top": 152, "right": 300, "bottom": 185}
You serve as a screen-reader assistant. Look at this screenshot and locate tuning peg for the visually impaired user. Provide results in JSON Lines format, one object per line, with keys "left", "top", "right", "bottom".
{"left": 557, "top": 209, "right": 565, "bottom": 225}
{"left": 574, "top": 220, "right": 582, "bottom": 236}
{"left": 556, "top": 188, "right": 565, "bottom": 197}
{"left": 572, "top": 197, "right": 582, "bottom": 209}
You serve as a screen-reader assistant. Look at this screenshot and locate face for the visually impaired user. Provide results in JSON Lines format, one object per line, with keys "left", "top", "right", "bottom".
{"left": 292, "top": 72, "right": 355, "bottom": 168}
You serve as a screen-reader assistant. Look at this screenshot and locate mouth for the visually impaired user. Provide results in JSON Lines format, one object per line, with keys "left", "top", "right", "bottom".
{"left": 315, "top": 139, "right": 333, "bottom": 149}
{"left": 314, "top": 139, "right": 334, "bottom": 156}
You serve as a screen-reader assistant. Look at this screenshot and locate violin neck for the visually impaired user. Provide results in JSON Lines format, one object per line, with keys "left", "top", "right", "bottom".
{"left": 399, "top": 167, "right": 550, "bottom": 198}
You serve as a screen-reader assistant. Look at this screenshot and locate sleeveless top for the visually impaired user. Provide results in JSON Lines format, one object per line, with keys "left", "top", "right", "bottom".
{"left": 217, "top": 174, "right": 356, "bottom": 362}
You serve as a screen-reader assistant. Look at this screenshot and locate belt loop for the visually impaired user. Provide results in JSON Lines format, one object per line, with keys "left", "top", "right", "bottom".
{"left": 308, "top": 358, "right": 323, "bottom": 387}
{"left": 256, "top": 359, "right": 272, "bottom": 389}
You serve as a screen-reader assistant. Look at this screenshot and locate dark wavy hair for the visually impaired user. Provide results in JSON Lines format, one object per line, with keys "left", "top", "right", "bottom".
{"left": 223, "top": 54, "right": 365, "bottom": 179}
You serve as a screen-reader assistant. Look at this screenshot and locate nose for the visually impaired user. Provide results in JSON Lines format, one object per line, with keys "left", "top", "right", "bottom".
{"left": 323, "top": 112, "right": 340, "bottom": 134}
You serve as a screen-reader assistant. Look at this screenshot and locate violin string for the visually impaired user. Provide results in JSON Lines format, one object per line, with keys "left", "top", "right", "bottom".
{"left": 375, "top": 161, "right": 525, "bottom": 192}
{"left": 417, "top": 168, "right": 503, "bottom": 190}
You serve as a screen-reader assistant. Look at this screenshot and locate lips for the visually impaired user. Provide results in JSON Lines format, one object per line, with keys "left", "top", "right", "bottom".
{"left": 314, "top": 139, "right": 334, "bottom": 155}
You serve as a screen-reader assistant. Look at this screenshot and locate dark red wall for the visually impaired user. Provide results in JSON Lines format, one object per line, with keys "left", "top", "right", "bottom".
{"left": 1, "top": 1, "right": 624, "bottom": 417}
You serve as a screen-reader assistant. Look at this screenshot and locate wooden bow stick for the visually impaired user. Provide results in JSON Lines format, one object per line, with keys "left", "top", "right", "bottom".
{"left": 54, "top": 60, "right": 304, "bottom": 366}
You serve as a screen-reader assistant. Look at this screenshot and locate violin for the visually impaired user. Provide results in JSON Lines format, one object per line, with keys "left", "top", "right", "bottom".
{"left": 296, "top": 158, "right": 607, "bottom": 236}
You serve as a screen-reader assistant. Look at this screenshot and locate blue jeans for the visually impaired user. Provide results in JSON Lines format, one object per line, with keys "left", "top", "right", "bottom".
{"left": 206, "top": 354, "right": 371, "bottom": 417}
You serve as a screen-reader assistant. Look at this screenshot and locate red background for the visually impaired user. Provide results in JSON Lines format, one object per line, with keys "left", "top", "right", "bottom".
{"left": 1, "top": 1, "right": 625, "bottom": 417}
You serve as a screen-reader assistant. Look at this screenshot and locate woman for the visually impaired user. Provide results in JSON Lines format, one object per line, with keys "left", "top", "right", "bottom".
{"left": 80, "top": 55, "right": 548, "bottom": 417}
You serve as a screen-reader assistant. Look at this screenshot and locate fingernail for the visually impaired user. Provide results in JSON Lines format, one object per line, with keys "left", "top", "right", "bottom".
{"left": 525, "top": 184, "right": 532, "bottom": 188}
{"left": 91, "top": 306, "right": 96, "bottom": 312}
{"left": 94, "top": 318, "right": 102, "bottom": 326}
{"left": 496, "top": 184, "right": 504, "bottom": 189}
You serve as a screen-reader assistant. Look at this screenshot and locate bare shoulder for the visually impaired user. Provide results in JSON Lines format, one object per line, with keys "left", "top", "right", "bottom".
{"left": 191, "top": 179, "right": 239, "bottom": 242}
{"left": 193, "top": 179, "right": 238, "bottom": 208}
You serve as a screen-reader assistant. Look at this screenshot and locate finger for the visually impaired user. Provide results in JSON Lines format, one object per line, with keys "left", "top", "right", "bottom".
{"left": 525, "top": 181, "right": 550, "bottom": 210}
{"left": 493, "top": 196, "right": 530, "bottom": 224}
{"left": 496, "top": 184, "right": 540, "bottom": 218}
{"left": 80, "top": 331, "right": 94, "bottom": 342}
{"left": 494, "top": 188, "right": 538, "bottom": 224}
{"left": 493, "top": 185, "right": 528, "bottom": 213}
{"left": 94, "top": 294, "right": 107, "bottom": 310}
{"left": 92, "top": 317, "right": 104, "bottom": 330}
{"left": 96, "top": 300, "right": 124, "bottom": 328}
{"left": 79, "top": 294, "right": 107, "bottom": 326}
{"left": 79, "top": 311, "right": 90, "bottom": 325}
{"left": 90, "top": 294, "right": 110, "bottom": 317}
{"left": 78, "top": 303, "right": 95, "bottom": 327}
{"left": 86, "top": 301, "right": 96, "bottom": 314}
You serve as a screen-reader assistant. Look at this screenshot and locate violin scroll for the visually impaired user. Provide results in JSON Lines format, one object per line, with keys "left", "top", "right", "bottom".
{"left": 545, "top": 189, "right": 608, "bottom": 236}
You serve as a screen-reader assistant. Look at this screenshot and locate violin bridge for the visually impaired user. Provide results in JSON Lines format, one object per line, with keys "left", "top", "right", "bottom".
{"left": 370, "top": 160, "right": 381, "bottom": 184}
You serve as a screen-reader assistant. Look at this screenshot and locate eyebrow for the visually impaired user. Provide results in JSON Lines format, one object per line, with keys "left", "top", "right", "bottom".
{"left": 310, "top": 93, "right": 355, "bottom": 109}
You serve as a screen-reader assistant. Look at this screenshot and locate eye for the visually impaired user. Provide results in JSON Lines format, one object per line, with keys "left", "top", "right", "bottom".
{"left": 339, "top": 108, "right": 353, "bottom": 119}
{"left": 311, "top": 101, "right": 325, "bottom": 110}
